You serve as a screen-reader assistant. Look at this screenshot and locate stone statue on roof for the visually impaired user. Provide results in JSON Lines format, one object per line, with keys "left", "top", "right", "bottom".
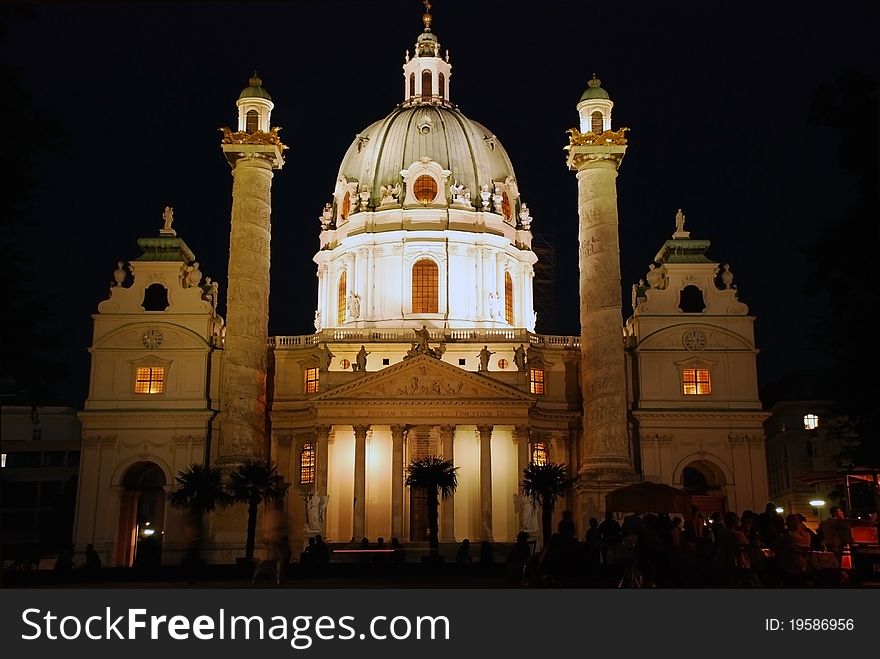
{"left": 161, "top": 206, "right": 176, "bottom": 236}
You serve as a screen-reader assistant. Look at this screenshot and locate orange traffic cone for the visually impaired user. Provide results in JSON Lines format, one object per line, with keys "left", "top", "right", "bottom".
{"left": 840, "top": 544, "right": 853, "bottom": 570}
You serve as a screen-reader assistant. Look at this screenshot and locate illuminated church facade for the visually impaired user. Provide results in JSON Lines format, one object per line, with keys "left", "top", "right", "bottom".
{"left": 74, "top": 8, "right": 768, "bottom": 565}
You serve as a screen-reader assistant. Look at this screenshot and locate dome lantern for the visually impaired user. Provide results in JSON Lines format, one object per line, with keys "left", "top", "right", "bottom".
{"left": 236, "top": 71, "right": 274, "bottom": 133}
{"left": 402, "top": 1, "right": 452, "bottom": 107}
{"left": 576, "top": 73, "right": 614, "bottom": 134}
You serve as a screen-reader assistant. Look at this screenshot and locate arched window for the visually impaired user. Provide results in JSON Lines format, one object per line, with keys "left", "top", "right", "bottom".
{"left": 591, "top": 111, "right": 603, "bottom": 134}
{"left": 341, "top": 191, "right": 351, "bottom": 220}
{"left": 504, "top": 271, "right": 514, "bottom": 324}
{"left": 413, "top": 175, "right": 438, "bottom": 204}
{"left": 682, "top": 466, "right": 710, "bottom": 494}
{"left": 530, "top": 441, "right": 548, "bottom": 466}
{"left": 409, "top": 73, "right": 415, "bottom": 98}
{"left": 421, "top": 70, "right": 432, "bottom": 101}
{"left": 412, "top": 259, "right": 439, "bottom": 313}
{"left": 246, "top": 109, "right": 259, "bottom": 133}
{"left": 300, "top": 443, "right": 315, "bottom": 484}
{"left": 142, "top": 283, "right": 169, "bottom": 311}
{"left": 438, "top": 72, "right": 445, "bottom": 99}
{"left": 501, "top": 191, "right": 511, "bottom": 220}
{"left": 337, "top": 272, "right": 347, "bottom": 325}
{"left": 678, "top": 285, "right": 707, "bottom": 313}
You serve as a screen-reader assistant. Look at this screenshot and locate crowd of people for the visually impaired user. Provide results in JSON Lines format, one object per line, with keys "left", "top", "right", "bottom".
{"left": 507, "top": 503, "right": 873, "bottom": 588}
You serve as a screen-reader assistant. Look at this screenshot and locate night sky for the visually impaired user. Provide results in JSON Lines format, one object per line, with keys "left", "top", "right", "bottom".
{"left": 3, "top": 1, "right": 876, "bottom": 408}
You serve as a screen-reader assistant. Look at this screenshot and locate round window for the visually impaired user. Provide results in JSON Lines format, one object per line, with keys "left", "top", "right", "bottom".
{"left": 340, "top": 359, "right": 351, "bottom": 370}
{"left": 413, "top": 175, "right": 438, "bottom": 204}
{"left": 498, "top": 358, "right": 509, "bottom": 369}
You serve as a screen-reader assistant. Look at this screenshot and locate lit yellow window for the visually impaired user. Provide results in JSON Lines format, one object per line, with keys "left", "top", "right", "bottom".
{"left": 531, "top": 441, "right": 548, "bottom": 466}
{"left": 501, "top": 191, "right": 510, "bottom": 220}
{"left": 337, "top": 272, "right": 347, "bottom": 325}
{"left": 504, "top": 271, "right": 514, "bottom": 325}
{"left": 304, "top": 368, "right": 319, "bottom": 394}
{"left": 135, "top": 367, "right": 165, "bottom": 394}
{"left": 803, "top": 414, "right": 819, "bottom": 430}
{"left": 300, "top": 443, "right": 315, "bottom": 485}
{"left": 413, "top": 175, "right": 437, "bottom": 204}
{"left": 682, "top": 368, "right": 711, "bottom": 395}
{"left": 412, "top": 259, "right": 438, "bottom": 313}
{"left": 591, "top": 110, "right": 603, "bottom": 134}
{"left": 341, "top": 192, "right": 351, "bottom": 220}
{"left": 530, "top": 368, "right": 545, "bottom": 395}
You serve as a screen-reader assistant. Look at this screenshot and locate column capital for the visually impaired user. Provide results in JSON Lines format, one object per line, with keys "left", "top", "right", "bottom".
{"left": 513, "top": 425, "right": 530, "bottom": 443}
{"left": 438, "top": 424, "right": 456, "bottom": 439}
{"left": 476, "top": 424, "right": 494, "bottom": 437}
{"left": 352, "top": 424, "right": 371, "bottom": 440}
{"left": 314, "top": 425, "right": 331, "bottom": 438}
{"left": 390, "top": 424, "right": 409, "bottom": 437}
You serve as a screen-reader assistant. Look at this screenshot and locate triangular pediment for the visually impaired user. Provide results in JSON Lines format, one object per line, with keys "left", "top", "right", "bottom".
{"left": 311, "top": 354, "right": 533, "bottom": 403}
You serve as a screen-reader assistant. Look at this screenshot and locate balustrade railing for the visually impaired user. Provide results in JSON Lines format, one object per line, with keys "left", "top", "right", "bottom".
{"left": 270, "top": 329, "right": 579, "bottom": 349}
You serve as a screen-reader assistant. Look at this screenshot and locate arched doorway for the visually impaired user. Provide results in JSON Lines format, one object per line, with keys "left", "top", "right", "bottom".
{"left": 115, "top": 461, "right": 167, "bottom": 567}
{"left": 681, "top": 460, "right": 727, "bottom": 515}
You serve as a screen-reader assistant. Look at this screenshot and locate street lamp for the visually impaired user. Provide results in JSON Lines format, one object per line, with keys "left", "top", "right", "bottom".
{"left": 810, "top": 499, "right": 826, "bottom": 521}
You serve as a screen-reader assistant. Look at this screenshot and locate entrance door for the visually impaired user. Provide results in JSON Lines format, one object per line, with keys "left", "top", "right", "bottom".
{"left": 406, "top": 426, "right": 438, "bottom": 542}
{"left": 410, "top": 489, "right": 429, "bottom": 542}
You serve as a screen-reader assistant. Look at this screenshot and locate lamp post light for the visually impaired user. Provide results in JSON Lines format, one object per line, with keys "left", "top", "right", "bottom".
{"left": 809, "top": 499, "right": 826, "bottom": 521}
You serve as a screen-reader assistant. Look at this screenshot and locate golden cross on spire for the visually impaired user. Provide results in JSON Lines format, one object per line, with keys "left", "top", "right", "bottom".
{"left": 422, "top": 0, "right": 433, "bottom": 30}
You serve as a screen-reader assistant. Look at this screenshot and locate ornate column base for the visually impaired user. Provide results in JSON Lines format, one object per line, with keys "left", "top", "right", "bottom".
{"left": 574, "top": 470, "right": 639, "bottom": 531}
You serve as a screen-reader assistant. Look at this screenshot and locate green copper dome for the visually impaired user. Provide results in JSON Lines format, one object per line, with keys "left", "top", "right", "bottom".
{"left": 238, "top": 73, "right": 272, "bottom": 101}
{"left": 579, "top": 73, "right": 610, "bottom": 101}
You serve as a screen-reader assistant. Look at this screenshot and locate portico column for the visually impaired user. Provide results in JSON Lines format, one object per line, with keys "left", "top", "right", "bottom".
{"left": 477, "top": 424, "right": 494, "bottom": 541}
{"left": 315, "top": 425, "right": 330, "bottom": 498}
{"left": 390, "top": 424, "right": 407, "bottom": 540}
{"left": 439, "top": 424, "right": 456, "bottom": 542}
{"left": 353, "top": 424, "right": 370, "bottom": 540}
{"left": 514, "top": 425, "right": 530, "bottom": 485}
{"left": 477, "top": 247, "right": 486, "bottom": 320}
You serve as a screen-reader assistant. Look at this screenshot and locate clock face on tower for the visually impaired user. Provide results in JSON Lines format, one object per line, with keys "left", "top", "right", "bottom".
{"left": 682, "top": 329, "right": 707, "bottom": 351}
{"left": 142, "top": 329, "right": 164, "bottom": 349}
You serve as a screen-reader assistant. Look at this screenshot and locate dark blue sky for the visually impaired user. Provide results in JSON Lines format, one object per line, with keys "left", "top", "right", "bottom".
{"left": 3, "top": 1, "right": 876, "bottom": 407}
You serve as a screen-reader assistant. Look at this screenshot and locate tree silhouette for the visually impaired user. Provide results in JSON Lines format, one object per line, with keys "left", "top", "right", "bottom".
{"left": 168, "top": 464, "right": 231, "bottom": 562}
{"left": 227, "top": 460, "right": 289, "bottom": 562}
{"left": 405, "top": 456, "right": 458, "bottom": 559}
{"left": 804, "top": 70, "right": 879, "bottom": 468}
{"left": 521, "top": 462, "right": 576, "bottom": 548}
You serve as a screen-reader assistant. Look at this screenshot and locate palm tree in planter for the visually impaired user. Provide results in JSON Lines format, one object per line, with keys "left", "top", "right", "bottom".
{"left": 405, "top": 456, "right": 458, "bottom": 560}
{"left": 521, "top": 462, "right": 576, "bottom": 548}
{"left": 227, "top": 460, "right": 289, "bottom": 563}
{"left": 168, "top": 463, "right": 232, "bottom": 564}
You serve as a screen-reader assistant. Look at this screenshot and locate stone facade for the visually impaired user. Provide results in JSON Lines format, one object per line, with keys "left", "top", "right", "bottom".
{"left": 72, "top": 14, "right": 770, "bottom": 565}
